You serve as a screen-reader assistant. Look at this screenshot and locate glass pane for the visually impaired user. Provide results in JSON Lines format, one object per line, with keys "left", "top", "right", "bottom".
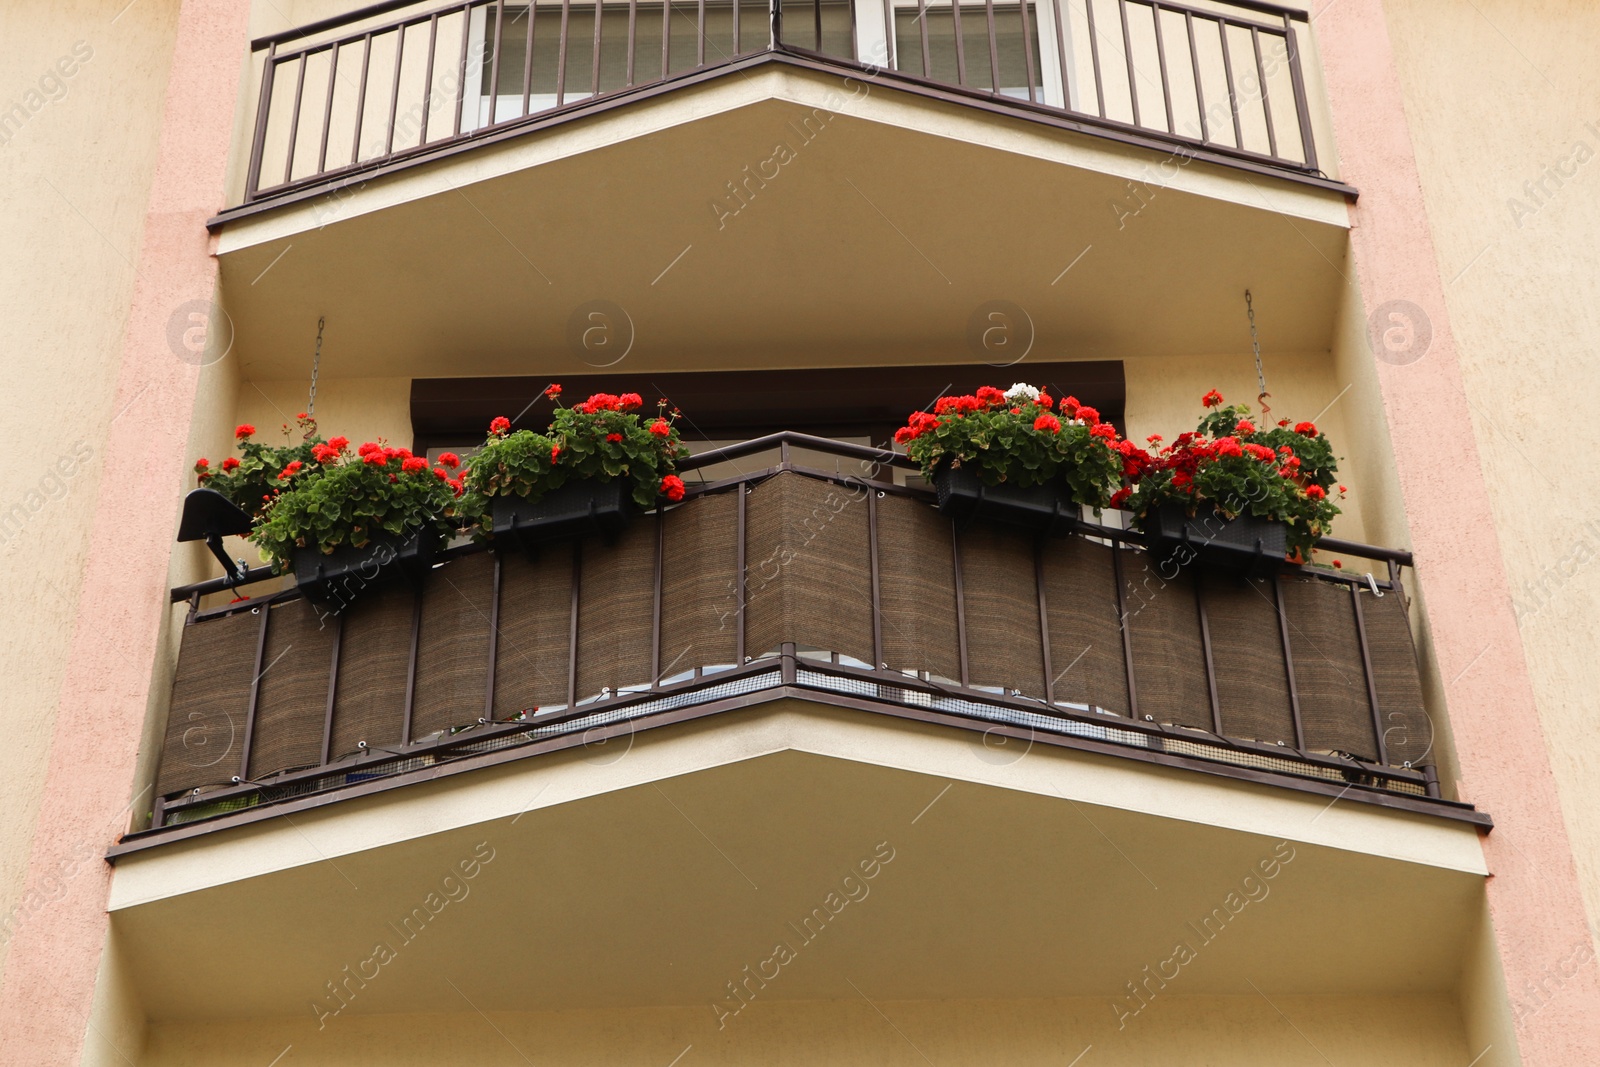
{"left": 894, "top": 0, "right": 1041, "bottom": 97}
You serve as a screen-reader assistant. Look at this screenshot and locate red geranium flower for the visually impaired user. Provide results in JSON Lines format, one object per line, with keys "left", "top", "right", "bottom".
{"left": 194, "top": 457, "right": 209, "bottom": 470}
{"left": 661, "top": 474, "right": 686, "bottom": 502}
{"left": 437, "top": 452, "right": 460, "bottom": 469}
{"left": 358, "top": 441, "right": 381, "bottom": 457}
{"left": 1305, "top": 484, "right": 1326, "bottom": 500}
{"left": 550, "top": 445, "right": 561, "bottom": 463}
{"left": 1076, "top": 406, "right": 1100, "bottom": 425}
{"left": 401, "top": 456, "right": 429, "bottom": 474}
{"left": 1033, "top": 413, "right": 1062, "bottom": 433}
{"left": 489, "top": 416, "right": 512, "bottom": 435}
{"left": 606, "top": 433, "right": 623, "bottom": 443}
{"left": 1235, "top": 419, "right": 1256, "bottom": 435}
{"left": 620, "top": 393, "right": 643, "bottom": 410}
{"left": 328, "top": 436, "right": 349, "bottom": 451}
{"left": 1038, "top": 392, "right": 1054, "bottom": 410}
{"left": 976, "top": 385, "right": 1007, "bottom": 407}
{"left": 235, "top": 424, "right": 256, "bottom": 439}
{"left": 1109, "top": 487, "right": 1132, "bottom": 509}
{"left": 649, "top": 419, "right": 671, "bottom": 437}
{"left": 1215, "top": 436, "right": 1243, "bottom": 458}
{"left": 1201, "top": 390, "right": 1224, "bottom": 407}
{"left": 362, "top": 450, "right": 388, "bottom": 465}
{"left": 1294, "top": 421, "right": 1317, "bottom": 435}
{"left": 221, "top": 457, "right": 240, "bottom": 472}
{"left": 1090, "top": 422, "right": 1117, "bottom": 440}
{"left": 545, "top": 383, "right": 562, "bottom": 398}
{"left": 433, "top": 466, "right": 449, "bottom": 480}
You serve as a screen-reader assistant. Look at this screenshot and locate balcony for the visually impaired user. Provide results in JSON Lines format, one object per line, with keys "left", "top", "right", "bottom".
{"left": 234, "top": 0, "right": 1335, "bottom": 210}
{"left": 136, "top": 435, "right": 1478, "bottom": 844}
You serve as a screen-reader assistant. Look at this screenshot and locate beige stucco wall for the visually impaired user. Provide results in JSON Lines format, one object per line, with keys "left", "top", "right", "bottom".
{"left": 1381, "top": 0, "right": 1600, "bottom": 955}
{"left": 139, "top": 993, "right": 1468, "bottom": 1065}
{"left": 0, "top": 0, "right": 182, "bottom": 987}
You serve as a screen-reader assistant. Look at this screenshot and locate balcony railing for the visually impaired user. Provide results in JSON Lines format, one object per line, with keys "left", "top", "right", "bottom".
{"left": 238, "top": 0, "right": 1326, "bottom": 205}
{"left": 138, "top": 434, "right": 1472, "bottom": 842}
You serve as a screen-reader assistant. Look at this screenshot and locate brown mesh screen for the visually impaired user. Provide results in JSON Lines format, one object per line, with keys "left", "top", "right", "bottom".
{"left": 328, "top": 579, "right": 414, "bottom": 760}
{"left": 661, "top": 493, "right": 740, "bottom": 677}
{"left": 157, "top": 609, "right": 261, "bottom": 795}
{"left": 1203, "top": 572, "right": 1295, "bottom": 746}
{"left": 1125, "top": 560, "right": 1210, "bottom": 729}
{"left": 877, "top": 494, "right": 960, "bottom": 680}
{"left": 743, "top": 473, "right": 874, "bottom": 663}
{"left": 411, "top": 551, "right": 495, "bottom": 740}
{"left": 1360, "top": 590, "right": 1431, "bottom": 767}
{"left": 492, "top": 548, "right": 574, "bottom": 717}
{"left": 576, "top": 520, "right": 656, "bottom": 699}
{"left": 959, "top": 524, "right": 1046, "bottom": 698}
{"left": 248, "top": 598, "right": 335, "bottom": 779}
{"left": 1281, "top": 578, "right": 1377, "bottom": 759}
{"left": 1042, "top": 539, "right": 1128, "bottom": 716}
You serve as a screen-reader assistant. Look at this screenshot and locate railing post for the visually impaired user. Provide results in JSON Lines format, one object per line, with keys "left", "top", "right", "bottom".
{"left": 1282, "top": 14, "right": 1318, "bottom": 172}
{"left": 238, "top": 605, "right": 271, "bottom": 783}
{"left": 244, "top": 42, "right": 278, "bottom": 202}
{"left": 771, "top": 0, "right": 782, "bottom": 50}
{"left": 1349, "top": 582, "right": 1388, "bottom": 766}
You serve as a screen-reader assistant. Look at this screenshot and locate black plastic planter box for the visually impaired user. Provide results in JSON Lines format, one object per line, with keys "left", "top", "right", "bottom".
{"left": 934, "top": 464, "right": 1080, "bottom": 537}
{"left": 1144, "top": 502, "right": 1288, "bottom": 577}
{"left": 492, "top": 479, "right": 636, "bottom": 551}
{"left": 292, "top": 531, "right": 434, "bottom": 609}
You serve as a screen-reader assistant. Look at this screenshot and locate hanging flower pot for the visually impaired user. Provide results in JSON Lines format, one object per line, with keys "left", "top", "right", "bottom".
{"left": 248, "top": 439, "right": 461, "bottom": 608}
{"left": 291, "top": 530, "right": 436, "bottom": 608}
{"left": 933, "top": 463, "right": 1081, "bottom": 536}
{"left": 1143, "top": 502, "right": 1288, "bottom": 577}
{"left": 1121, "top": 389, "right": 1345, "bottom": 577}
{"left": 491, "top": 478, "right": 636, "bottom": 550}
{"left": 895, "top": 383, "right": 1126, "bottom": 536}
{"left": 459, "top": 386, "right": 690, "bottom": 550}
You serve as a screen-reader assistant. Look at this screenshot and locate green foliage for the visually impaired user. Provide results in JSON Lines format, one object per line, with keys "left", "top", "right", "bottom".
{"left": 1125, "top": 395, "right": 1344, "bottom": 560}
{"left": 249, "top": 444, "right": 459, "bottom": 572}
{"left": 458, "top": 390, "right": 690, "bottom": 531}
{"left": 895, "top": 386, "right": 1124, "bottom": 510}
{"left": 195, "top": 414, "right": 324, "bottom": 520}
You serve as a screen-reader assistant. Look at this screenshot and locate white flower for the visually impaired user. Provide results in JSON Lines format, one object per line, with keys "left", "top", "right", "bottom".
{"left": 1005, "top": 383, "right": 1040, "bottom": 402}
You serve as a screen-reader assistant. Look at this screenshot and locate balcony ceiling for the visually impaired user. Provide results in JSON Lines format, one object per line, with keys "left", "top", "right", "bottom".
{"left": 213, "top": 66, "right": 1351, "bottom": 381}
{"left": 111, "top": 702, "right": 1481, "bottom": 1023}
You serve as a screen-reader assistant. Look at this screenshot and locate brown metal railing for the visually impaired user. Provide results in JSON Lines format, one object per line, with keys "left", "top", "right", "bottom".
{"left": 244, "top": 0, "right": 774, "bottom": 202}
{"left": 880, "top": 0, "right": 1318, "bottom": 171}
{"left": 239, "top": 0, "right": 1324, "bottom": 203}
{"left": 145, "top": 434, "right": 1460, "bottom": 840}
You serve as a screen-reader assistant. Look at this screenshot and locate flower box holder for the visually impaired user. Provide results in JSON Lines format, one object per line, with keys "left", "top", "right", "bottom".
{"left": 1143, "top": 502, "right": 1288, "bottom": 577}
{"left": 934, "top": 464, "right": 1081, "bottom": 537}
{"left": 292, "top": 531, "right": 436, "bottom": 608}
{"left": 491, "top": 478, "right": 637, "bottom": 552}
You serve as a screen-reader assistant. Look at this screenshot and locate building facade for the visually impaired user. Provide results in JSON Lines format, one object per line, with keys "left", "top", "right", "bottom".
{"left": 1, "top": 0, "right": 1598, "bottom": 1063}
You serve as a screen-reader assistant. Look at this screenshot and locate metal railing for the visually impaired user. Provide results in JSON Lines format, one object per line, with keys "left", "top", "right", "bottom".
{"left": 142, "top": 434, "right": 1463, "bottom": 842}
{"left": 876, "top": 0, "right": 1318, "bottom": 169}
{"left": 239, "top": 0, "right": 1325, "bottom": 203}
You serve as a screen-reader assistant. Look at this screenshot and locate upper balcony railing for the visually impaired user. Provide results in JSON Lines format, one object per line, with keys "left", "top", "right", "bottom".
{"left": 134, "top": 434, "right": 1476, "bottom": 847}
{"left": 238, "top": 0, "right": 1327, "bottom": 206}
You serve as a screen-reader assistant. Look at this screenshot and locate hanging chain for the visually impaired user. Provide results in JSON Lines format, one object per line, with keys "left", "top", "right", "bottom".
{"left": 1245, "top": 290, "right": 1270, "bottom": 416}
{"left": 307, "top": 316, "right": 325, "bottom": 423}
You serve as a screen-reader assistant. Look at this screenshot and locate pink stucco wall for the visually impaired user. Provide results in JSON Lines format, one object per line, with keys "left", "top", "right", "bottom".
{"left": 1317, "top": 2, "right": 1600, "bottom": 1062}
{"left": 0, "top": 1, "right": 251, "bottom": 1061}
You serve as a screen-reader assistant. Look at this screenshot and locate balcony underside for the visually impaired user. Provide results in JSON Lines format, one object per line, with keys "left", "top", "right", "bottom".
{"left": 212, "top": 63, "right": 1351, "bottom": 380}
{"left": 110, "top": 709, "right": 1486, "bottom": 1024}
